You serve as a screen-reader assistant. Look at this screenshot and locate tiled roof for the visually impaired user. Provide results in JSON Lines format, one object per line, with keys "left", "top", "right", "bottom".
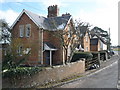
{"left": 79, "top": 26, "right": 89, "bottom": 37}
{"left": 44, "top": 42, "right": 57, "bottom": 51}
{"left": 90, "top": 30, "right": 107, "bottom": 44}
{"left": 11, "top": 9, "right": 71, "bottom": 31}
{"left": 44, "top": 15, "right": 71, "bottom": 30}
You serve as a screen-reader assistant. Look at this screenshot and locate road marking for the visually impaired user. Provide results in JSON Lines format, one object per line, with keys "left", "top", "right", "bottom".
{"left": 86, "top": 61, "right": 117, "bottom": 77}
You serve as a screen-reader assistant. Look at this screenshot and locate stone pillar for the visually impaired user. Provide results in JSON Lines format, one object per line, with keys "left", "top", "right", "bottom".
{"left": 105, "top": 52, "right": 108, "bottom": 60}
{"left": 50, "top": 50, "right": 52, "bottom": 66}
{"left": 98, "top": 53, "right": 101, "bottom": 66}
{"left": 63, "top": 47, "right": 65, "bottom": 65}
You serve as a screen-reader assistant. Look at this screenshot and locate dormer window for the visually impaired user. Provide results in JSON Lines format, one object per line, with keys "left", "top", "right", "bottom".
{"left": 19, "top": 25, "right": 24, "bottom": 37}
{"left": 26, "top": 24, "right": 31, "bottom": 37}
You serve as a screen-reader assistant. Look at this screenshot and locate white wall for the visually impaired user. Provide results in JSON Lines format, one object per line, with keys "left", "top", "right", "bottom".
{"left": 103, "top": 43, "right": 107, "bottom": 50}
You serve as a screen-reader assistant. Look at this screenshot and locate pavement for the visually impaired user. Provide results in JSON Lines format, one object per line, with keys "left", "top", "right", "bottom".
{"left": 117, "top": 53, "right": 120, "bottom": 89}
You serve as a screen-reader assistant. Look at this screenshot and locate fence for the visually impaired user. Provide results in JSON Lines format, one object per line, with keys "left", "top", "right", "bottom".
{"left": 85, "top": 52, "right": 100, "bottom": 70}
{"left": 85, "top": 51, "right": 109, "bottom": 70}
{"left": 85, "top": 56, "right": 99, "bottom": 70}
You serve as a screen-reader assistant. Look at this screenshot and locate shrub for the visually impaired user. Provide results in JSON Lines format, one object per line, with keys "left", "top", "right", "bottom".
{"left": 2, "top": 53, "right": 28, "bottom": 70}
{"left": 2, "top": 67, "right": 42, "bottom": 78}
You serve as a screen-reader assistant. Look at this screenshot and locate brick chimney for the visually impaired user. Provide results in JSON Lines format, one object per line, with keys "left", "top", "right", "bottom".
{"left": 47, "top": 5, "right": 59, "bottom": 18}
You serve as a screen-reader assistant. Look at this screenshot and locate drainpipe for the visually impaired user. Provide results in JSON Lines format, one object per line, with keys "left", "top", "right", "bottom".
{"left": 41, "top": 28, "right": 43, "bottom": 64}
{"left": 38, "top": 27, "right": 43, "bottom": 65}
{"left": 38, "top": 28, "right": 40, "bottom": 64}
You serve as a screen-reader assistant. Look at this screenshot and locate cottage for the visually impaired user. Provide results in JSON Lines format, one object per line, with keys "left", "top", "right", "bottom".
{"left": 11, "top": 5, "right": 75, "bottom": 66}
{"left": 90, "top": 36, "right": 107, "bottom": 51}
{"left": 83, "top": 30, "right": 107, "bottom": 52}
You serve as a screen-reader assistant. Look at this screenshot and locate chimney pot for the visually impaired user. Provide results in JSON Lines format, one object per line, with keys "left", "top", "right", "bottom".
{"left": 62, "top": 12, "right": 70, "bottom": 16}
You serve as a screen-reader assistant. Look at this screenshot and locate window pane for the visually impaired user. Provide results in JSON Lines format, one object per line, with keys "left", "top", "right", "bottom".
{"left": 19, "top": 25, "right": 24, "bottom": 37}
{"left": 26, "top": 24, "right": 31, "bottom": 37}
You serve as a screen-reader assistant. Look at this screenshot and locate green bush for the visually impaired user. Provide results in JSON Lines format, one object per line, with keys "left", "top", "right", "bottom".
{"left": 2, "top": 67, "right": 42, "bottom": 78}
{"left": 2, "top": 53, "right": 28, "bottom": 70}
{"left": 71, "top": 52, "right": 93, "bottom": 62}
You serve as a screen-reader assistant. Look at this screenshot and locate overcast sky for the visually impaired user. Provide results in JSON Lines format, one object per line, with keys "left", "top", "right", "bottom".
{"left": 0, "top": 0, "right": 119, "bottom": 46}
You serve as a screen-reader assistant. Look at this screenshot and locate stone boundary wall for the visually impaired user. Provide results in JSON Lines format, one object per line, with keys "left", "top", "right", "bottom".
{"left": 2, "top": 60, "right": 85, "bottom": 88}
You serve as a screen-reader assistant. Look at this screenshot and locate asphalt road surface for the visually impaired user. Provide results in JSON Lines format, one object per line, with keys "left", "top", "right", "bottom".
{"left": 59, "top": 56, "right": 118, "bottom": 88}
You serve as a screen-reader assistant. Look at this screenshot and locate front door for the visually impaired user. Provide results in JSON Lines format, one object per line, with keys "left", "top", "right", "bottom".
{"left": 45, "top": 51, "right": 50, "bottom": 65}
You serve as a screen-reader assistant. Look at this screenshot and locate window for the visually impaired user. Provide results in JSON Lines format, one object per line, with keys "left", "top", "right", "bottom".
{"left": 19, "top": 25, "right": 24, "bottom": 37}
{"left": 26, "top": 24, "right": 31, "bottom": 37}
{"left": 86, "top": 36, "right": 88, "bottom": 42}
{"left": 86, "top": 47, "right": 88, "bottom": 51}
{"left": 68, "top": 27, "right": 71, "bottom": 38}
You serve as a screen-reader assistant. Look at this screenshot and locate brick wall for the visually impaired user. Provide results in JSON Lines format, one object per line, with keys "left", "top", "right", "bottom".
{"left": 43, "top": 30, "right": 63, "bottom": 65}
{"left": 2, "top": 60, "right": 85, "bottom": 88}
{"left": 11, "top": 13, "right": 42, "bottom": 65}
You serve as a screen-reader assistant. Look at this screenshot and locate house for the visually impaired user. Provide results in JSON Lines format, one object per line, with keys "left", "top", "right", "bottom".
{"left": 75, "top": 26, "right": 89, "bottom": 52}
{"left": 90, "top": 37, "right": 107, "bottom": 51}
{"left": 11, "top": 5, "right": 75, "bottom": 66}
{"left": 83, "top": 30, "right": 107, "bottom": 52}
{"left": 90, "top": 31, "right": 108, "bottom": 51}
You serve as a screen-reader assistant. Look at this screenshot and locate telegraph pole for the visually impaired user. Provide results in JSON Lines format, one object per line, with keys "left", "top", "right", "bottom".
{"left": 108, "top": 28, "right": 111, "bottom": 51}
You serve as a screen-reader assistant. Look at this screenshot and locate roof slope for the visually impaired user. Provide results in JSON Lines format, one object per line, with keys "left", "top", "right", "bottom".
{"left": 11, "top": 9, "right": 71, "bottom": 31}
{"left": 90, "top": 31, "right": 107, "bottom": 45}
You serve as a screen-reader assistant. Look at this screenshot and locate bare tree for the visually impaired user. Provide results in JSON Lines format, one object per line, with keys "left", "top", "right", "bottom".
{"left": 47, "top": 18, "right": 81, "bottom": 64}
{"left": 74, "top": 19, "right": 91, "bottom": 51}
{"left": 46, "top": 17, "right": 92, "bottom": 64}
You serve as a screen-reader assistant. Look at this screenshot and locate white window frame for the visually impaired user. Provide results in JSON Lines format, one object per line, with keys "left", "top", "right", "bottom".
{"left": 26, "top": 24, "right": 31, "bottom": 37}
{"left": 86, "top": 36, "right": 88, "bottom": 42}
{"left": 19, "top": 25, "right": 24, "bottom": 37}
{"left": 67, "top": 26, "right": 71, "bottom": 38}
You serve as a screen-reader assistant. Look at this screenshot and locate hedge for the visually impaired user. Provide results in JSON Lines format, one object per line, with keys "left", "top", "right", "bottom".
{"left": 71, "top": 52, "right": 93, "bottom": 62}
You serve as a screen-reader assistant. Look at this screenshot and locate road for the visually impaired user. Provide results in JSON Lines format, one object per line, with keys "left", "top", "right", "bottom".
{"left": 59, "top": 55, "right": 119, "bottom": 88}
{"left": 117, "top": 52, "right": 120, "bottom": 89}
